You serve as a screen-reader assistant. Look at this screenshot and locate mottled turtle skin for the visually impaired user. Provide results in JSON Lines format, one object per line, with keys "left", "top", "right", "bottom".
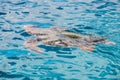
{"left": 24, "top": 25, "right": 116, "bottom": 53}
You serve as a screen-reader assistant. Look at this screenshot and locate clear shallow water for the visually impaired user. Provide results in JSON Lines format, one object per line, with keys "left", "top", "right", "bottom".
{"left": 0, "top": 0, "right": 120, "bottom": 80}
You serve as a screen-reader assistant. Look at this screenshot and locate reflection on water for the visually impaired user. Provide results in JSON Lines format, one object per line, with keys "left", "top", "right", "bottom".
{"left": 0, "top": 0, "right": 120, "bottom": 80}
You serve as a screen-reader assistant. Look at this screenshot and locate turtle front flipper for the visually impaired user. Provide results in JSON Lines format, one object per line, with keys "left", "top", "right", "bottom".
{"left": 104, "top": 40, "right": 116, "bottom": 45}
{"left": 24, "top": 39, "right": 43, "bottom": 53}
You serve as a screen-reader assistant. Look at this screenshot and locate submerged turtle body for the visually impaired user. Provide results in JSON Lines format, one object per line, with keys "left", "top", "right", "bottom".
{"left": 24, "top": 25, "right": 116, "bottom": 53}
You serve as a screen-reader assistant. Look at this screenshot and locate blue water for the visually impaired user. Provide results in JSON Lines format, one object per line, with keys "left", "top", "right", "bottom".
{"left": 0, "top": 0, "right": 120, "bottom": 80}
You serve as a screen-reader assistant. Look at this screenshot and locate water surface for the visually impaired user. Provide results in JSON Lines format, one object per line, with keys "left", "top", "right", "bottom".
{"left": 0, "top": 0, "right": 120, "bottom": 80}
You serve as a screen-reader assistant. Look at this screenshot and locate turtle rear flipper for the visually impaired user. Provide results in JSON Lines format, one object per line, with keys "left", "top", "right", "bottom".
{"left": 24, "top": 39, "right": 43, "bottom": 53}
{"left": 79, "top": 45, "right": 95, "bottom": 52}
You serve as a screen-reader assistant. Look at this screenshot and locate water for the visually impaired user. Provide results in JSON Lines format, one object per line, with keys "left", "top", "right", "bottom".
{"left": 0, "top": 0, "right": 120, "bottom": 80}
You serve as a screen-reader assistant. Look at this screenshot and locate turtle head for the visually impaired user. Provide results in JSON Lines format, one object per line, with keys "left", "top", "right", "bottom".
{"left": 24, "top": 25, "right": 37, "bottom": 33}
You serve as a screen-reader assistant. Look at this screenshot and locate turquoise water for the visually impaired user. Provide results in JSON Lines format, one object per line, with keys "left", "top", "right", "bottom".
{"left": 0, "top": 0, "right": 120, "bottom": 80}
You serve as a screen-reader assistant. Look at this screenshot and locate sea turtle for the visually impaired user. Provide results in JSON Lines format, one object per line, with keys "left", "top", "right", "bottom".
{"left": 24, "top": 25, "right": 116, "bottom": 53}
